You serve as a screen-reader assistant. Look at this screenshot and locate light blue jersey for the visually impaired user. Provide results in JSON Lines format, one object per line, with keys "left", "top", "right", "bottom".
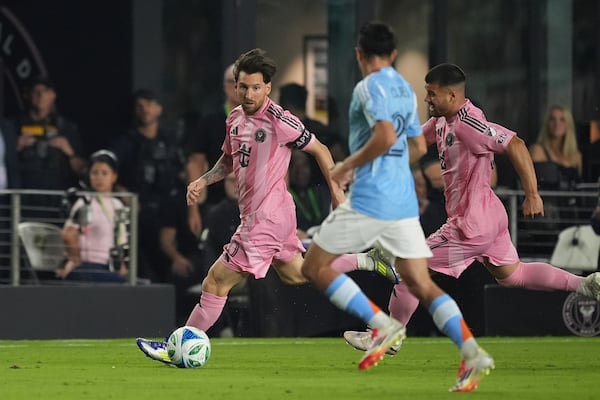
{"left": 348, "top": 66, "right": 421, "bottom": 220}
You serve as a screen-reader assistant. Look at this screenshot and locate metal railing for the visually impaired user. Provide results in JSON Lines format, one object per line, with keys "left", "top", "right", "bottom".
{"left": 0, "top": 189, "right": 139, "bottom": 286}
{"left": 495, "top": 186, "right": 598, "bottom": 260}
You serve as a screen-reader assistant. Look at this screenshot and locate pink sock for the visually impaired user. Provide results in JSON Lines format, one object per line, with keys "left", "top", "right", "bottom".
{"left": 185, "top": 292, "right": 227, "bottom": 331}
{"left": 331, "top": 254, "right": 358, "bottom": 273}
{"left": 496, "top": 261, "right": 583, "bottom": 291}
{"left": 388, "top": 283, "right": 420, "bottom": 326}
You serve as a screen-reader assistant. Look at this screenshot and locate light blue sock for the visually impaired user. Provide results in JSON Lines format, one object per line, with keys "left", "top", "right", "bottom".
{"left": 324, "top": 274, "right": 380, "bottom": 324}
{"left": 429, "top": 294, "right": 468, "bottom": 347}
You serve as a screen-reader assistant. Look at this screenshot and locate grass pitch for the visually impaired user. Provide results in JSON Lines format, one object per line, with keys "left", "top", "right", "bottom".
{"left": 1, "top": 336, "right": 597, "bottom": 400}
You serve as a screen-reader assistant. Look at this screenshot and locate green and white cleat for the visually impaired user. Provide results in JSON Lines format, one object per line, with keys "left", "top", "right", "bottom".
{"left": 366, "top": 248, "right": 400, "bottom": 284}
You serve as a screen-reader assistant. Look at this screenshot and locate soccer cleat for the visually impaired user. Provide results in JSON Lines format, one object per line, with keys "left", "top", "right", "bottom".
{"left": 450, "top": 348, "right": 495, "bottom": 392}
{"left": 136, "top": 338, "right": 175, "bottom": 366}
{"left": 577, "top": 272, "right": 600, "bottom": 302}
{"left": 366, "top": 248, "right": 400, "bottom": 284}
{"left": 343, "top": 329, "right": 402, "bottom": 355}
{"left": 357, "top": 319, "right": 406, "bottom": 370}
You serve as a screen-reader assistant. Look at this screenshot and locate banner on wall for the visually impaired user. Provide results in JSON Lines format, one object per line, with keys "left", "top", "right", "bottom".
{"left": 0, "top": 6, "right": 47, "bottom": 117}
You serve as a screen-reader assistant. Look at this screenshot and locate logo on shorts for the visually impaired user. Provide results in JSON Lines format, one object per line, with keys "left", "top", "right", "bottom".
{"left": 255, "top": 129, "right": 266, "bottom": 143}
{"left": 562, "top": 292, "right": 600, "bottom": 336}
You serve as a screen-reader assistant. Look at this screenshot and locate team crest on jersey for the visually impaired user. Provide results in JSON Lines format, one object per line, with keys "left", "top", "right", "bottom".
{"left": 255, "top": 129, "right": 266, "bottom": 143}
{"left": 445, "top": 133, "right": 454, "bottom": 147}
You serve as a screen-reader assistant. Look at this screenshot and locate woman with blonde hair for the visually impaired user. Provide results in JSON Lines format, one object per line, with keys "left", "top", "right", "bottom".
{"left": 529, "top": 105, "right": 582, "bottom": 189}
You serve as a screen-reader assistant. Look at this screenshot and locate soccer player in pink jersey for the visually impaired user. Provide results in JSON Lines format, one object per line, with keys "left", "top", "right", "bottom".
{"left": 136, "top": 48, "right": 396, "bottom": 365}
{"left": 344, "top": 63, "right": 600, "bottom": 362}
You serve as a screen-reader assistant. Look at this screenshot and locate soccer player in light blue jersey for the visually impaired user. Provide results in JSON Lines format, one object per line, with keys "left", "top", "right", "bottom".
{"left": 301, "top": 21, "right": 493, "bottom": 391}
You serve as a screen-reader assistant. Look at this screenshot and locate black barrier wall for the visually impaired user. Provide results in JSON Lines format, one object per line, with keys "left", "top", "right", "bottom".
{"left": 0, "top": 284, "right": 175, "bottom": 339}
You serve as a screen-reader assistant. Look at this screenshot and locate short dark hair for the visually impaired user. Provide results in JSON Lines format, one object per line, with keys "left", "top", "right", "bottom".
{"left": 357, "top": 21, "right": 396, "bottom": 58}
{"left": 279, "top": 83, "right": 307, "bottom": 111}
{"left": 425, "top": 63, "right": 466, "bottom": 87}
{"left": 27, "top": 75, "right": 55, "bottom": 92}
{"left": 132, "top": 89, "right": 160, "bottom": 104}
{"left": 234, "top": 48, "right": 277, "bottom": 83}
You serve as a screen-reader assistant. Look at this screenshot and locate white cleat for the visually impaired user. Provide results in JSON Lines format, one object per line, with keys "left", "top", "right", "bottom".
{"left": 577, "top": 272, "right": 600, "bottom": 302}
{"left": 450, "top": 348, "right": 495, "bottom": 392}
{"left": 357, "top": 319, "right": 406, "bottom": 370}
{"left": 344, "top": 329, "right": 402, "bottom": 355}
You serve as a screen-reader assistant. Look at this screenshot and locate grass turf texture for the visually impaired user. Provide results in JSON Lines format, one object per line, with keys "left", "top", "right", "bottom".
{"left": 1, "top": 337, "right": 597, "bottom": 400}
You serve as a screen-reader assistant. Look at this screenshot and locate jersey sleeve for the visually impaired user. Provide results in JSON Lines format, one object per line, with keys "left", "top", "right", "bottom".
{"left": 273, "top": 110, "right": 314, "bottom": 150}
{"left": 222, "top": 113, "right": 235, "bottom": 155}
{"left": 457, "top": 117, "right": 515, "bottom": 155}
{"left": 422, "top": 117, "right": 437, "bottom": 145}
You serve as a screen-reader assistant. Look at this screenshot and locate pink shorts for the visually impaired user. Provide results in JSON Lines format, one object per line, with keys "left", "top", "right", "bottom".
{"left": 219, "top": 206, "right": 304, "bottom": 279}
{"left": 427, "top": 216, "right": 519, "bottom": 278}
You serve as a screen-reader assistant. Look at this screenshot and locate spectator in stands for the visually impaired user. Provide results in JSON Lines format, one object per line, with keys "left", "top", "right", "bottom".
{"left": 529, "top": 105, "right": 582, "bottom": 189}
{"left": 202, "top": 171, "right": 243, "bottom": 336}
{"left": 279, "top": 83, "right": 348, "bottom": 165}
{"left": 57, "top": 150, "right": 128, "bottom": 282}
{"left": 184, "top": 64, "right": 240, "bottom": 237}
{"left": 287, "top": 149, "right": 331, "bottom": 239}
{"left": 529, "top": 105, "right": 583, "bottom": 226}
{"left": 158, "top": 175, "right": 211, "bottom": 325}
{"left": 15, "top": 76, "right": 85, "bottom": 219}
{"left": 0, "top": 118, "right": 20, "bottom": 283}
{"left": 109, "top": 89, "right": 183, "bottom": 282}
{"left": 0, "top": 118, "right": 20, "bottom": 189}
{"left": 591, "top": 177, "right": 600, "bottom": 235}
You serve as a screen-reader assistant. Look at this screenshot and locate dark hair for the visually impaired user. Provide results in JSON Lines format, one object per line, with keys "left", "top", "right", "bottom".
{"left": 279, "top": 83, "right": 307, "bottom": 111}
{"left": 425, "top": 63, "right": 467, "bottom": 87}
{"left": 26, "top": 75, "right": 55, "bottom": 92}
{"left": 357, "top": 21, "right": 396, "bottom": 58}
{"left": 132, "top": 89, "right": 160, "bottom": 104}
{"left": 233, "top": 48, "right": 277, "bottom": 83}
{"left": 90, "top": 149, "right": 119, "bottom": 172}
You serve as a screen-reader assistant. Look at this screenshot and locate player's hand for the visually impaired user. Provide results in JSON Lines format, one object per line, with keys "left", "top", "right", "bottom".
{"left": 522, "top": 193, "right": 544, "bottom": 218}
{"left": 330, "top": 161, "right": 354, "bottom": 191}
{"left": 172, "top": 255, "right": 193, "bottom": 278}
{"left": 187, "top": 178, "right": 207, "bottom": 205}
{"left": 48, "top": 136, "right": 74, "bottom": 157}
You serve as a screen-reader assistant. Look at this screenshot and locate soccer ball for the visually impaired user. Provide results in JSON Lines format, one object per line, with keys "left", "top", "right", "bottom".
{"left": 167, "top": 326, "right": 211, "bottom": 368}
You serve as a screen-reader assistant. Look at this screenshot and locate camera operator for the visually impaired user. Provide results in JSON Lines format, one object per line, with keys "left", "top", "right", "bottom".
{"left": 15, "top": 76, "right": 85, "bottom": 220}
{"left": 109, "top": 89, "right": 183, "bottom": 283}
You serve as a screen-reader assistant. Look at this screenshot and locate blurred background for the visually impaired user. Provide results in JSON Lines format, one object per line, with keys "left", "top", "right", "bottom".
{"left": 0, "top": 0, "right": 598, "bottom": 184}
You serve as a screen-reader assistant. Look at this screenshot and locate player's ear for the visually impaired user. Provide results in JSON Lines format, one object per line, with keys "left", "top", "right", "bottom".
{"left": 265, "top": 82, "right": 272, "bottom": 96}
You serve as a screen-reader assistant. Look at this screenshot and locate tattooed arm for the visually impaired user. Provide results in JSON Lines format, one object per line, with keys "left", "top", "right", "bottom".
{"left": 187, "top": 153, "right": 233, "bottom": 206}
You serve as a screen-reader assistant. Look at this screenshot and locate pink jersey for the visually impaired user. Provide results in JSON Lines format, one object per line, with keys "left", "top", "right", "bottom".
{"left": 422, "top": 100, "right": 516, "bottom": 239}
{"left": 223, "top": 97, "right": 314, "bottom": 218}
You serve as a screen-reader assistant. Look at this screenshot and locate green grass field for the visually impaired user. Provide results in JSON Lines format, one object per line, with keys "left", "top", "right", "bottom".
{"left": 0, "top": 336, "right": 597, "bottom": 400}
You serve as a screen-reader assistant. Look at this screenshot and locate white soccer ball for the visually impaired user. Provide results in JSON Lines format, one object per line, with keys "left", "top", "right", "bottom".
{"left": 167, "top": 326, "right": 211, "bottom": 368}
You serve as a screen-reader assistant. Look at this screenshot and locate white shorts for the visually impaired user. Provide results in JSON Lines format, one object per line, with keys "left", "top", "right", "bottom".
{"left": 312, "top": 200, "right": 432, "bottom": 259}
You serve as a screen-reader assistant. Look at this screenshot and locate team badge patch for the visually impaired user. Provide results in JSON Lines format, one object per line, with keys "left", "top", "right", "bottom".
{"left": 445, "top": 133, "right": 454, "bottom": 147}
{"left": 562, "top": 292, "right": 600, "bottom": 336}
{"left": 255, "top": 129, "right": 266, "bottom": 143}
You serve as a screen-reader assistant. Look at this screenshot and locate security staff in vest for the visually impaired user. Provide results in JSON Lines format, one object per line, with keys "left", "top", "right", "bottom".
{"left": 110, "top": 89, "right": 183, "bottom": 282}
